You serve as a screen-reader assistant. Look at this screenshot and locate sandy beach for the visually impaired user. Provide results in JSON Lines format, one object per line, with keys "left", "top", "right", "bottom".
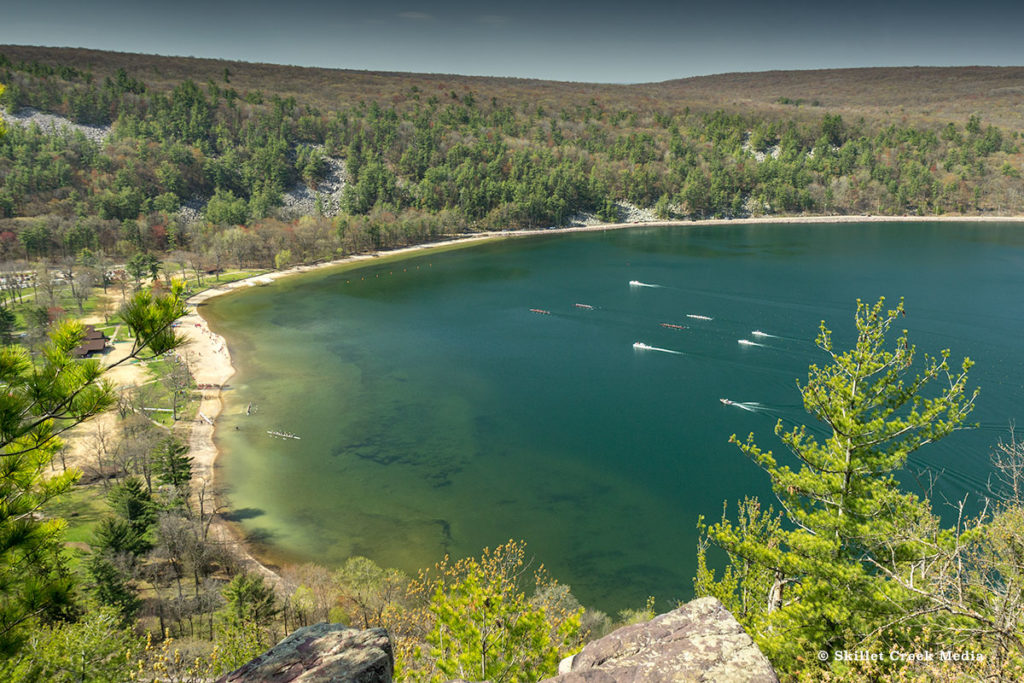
{"left": 180, "top": 213, "right": 1024, "bottom": 580}
{"left": 175, "top": 302, "right": 286, "bottom": 585}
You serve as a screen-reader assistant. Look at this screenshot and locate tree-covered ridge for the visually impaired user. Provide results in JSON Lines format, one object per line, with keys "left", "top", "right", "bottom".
{"left": 1, "top": 53, "right": 1022, "bottom": 257}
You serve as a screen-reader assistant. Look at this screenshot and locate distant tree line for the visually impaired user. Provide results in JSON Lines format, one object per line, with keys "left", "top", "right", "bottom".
{"left": 1, "top": 54, "right": 1022, "bottom": 266}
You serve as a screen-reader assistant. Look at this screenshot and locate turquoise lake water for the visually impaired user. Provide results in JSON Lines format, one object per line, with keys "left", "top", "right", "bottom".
{"left": 203, "top": 222, "right": 1024, "bottom": 612}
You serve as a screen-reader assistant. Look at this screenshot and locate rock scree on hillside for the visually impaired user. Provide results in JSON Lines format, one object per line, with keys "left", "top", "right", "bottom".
{"left": 279, "top": 150, "right": 347, "bottom": 218}
{"left": 0, "top": 106, "right": 111, "bottom": 143}
{"left": 219, "top": 597, "right": 776, "bottom": 682}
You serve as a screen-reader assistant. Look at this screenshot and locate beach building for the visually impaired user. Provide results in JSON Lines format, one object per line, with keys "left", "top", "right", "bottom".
{"left": 72, "top": 325, "right": 110, "bottom": 358}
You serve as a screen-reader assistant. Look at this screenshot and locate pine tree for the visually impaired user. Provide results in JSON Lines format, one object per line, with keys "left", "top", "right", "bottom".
{"left": 698, "top": 297, "right": 976, "bottom": 671}
{"left": 0, "top": 290, "right": 185, "bottom": 655}
{"left": 0, "top": 306, "right": 15, "bottom": 345}
{"left": 153, "top": 438, "right": 193, "bottom": 492}
{"left": 220, "top": 573, "right": 279, "bottom": 626}
{"left": 87, "top": 554, "right": 141, "bottom": 621}
{"left": 92, "top": 517, "right": 150, "bottom": 558}
{"left": 107, "top": 477, "right": 157, "bottom": 536}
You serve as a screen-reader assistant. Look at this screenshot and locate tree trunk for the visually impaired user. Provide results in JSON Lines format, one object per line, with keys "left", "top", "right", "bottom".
{"left": 767, "top": 570, "right": 785, "bottom": 614}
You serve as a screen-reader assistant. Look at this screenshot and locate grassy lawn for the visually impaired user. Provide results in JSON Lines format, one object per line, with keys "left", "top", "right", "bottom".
{"left": 134, "top": 354, "right": 198, "bottom": 427}
{"left": 6, "top": 287, "right": 113, "bottom": 331}
{"left": 181, "top": 268, "right": 268, "bottom": 296}
{"left": 42, "top": 482, "right": 109, "bottom": 562}
{"left": 2, "top": 263, "right": 268, "bottom": 338}
{"left": 95, "top": 320, "right": 134, "bottom": 343}
{"left": 5, "top": 266, "right": 269, "bottom": 338}
{"left": 218, "top": 268, "right": 269, "bottom": 283}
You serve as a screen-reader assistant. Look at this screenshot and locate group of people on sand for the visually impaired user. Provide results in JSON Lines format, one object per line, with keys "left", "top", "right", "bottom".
{"left": 191, "top": 321, "right": 228, "bottom": 358}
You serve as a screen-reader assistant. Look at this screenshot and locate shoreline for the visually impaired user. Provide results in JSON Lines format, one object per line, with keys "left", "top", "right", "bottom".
{"left": 181, "top": 213, "right": 1024, "bottom": 582}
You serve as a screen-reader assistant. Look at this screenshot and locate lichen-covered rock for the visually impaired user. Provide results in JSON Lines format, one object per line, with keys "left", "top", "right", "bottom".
{"left": 220, "top": 599, "right": 772, "bottom": 683}
{"left": 542, "top": 597, "right": 777, "bottom": 683}
{"left": 216, "top": 622, "right": 393, "bottom": 683}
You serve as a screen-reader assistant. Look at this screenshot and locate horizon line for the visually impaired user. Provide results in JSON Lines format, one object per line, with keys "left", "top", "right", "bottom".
{"left": 3, "top": 43, "right": 1023, "bottom": 87}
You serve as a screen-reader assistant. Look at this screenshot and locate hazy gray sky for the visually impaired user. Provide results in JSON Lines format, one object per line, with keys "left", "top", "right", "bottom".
{"left": 2, "top": 0, "right": 1022, "bottom": 82}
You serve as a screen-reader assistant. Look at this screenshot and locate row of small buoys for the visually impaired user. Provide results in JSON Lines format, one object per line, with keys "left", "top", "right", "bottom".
{"left": 345, "top": 263, "right": 429, "bottom": 284}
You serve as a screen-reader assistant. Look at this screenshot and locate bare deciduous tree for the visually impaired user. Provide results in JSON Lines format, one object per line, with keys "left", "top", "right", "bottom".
{"left": 165, "top": 353, "right": 194, "bottom": 421}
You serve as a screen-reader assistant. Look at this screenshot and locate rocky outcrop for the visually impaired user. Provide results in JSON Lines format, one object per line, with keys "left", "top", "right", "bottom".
{"left": 279, "top": 150, "right": 347, "bottom": 218}
{"left": 0, "top": 106, "right": 111, "bottom": 143}
{"left": 220, "top": 598, "right": 774, "bottom": 682}
{"left": 543, "top": 597, "right": 777, "bottom": 683}
{"left": 216, "top": 622, "right": 393, "bottom": 683}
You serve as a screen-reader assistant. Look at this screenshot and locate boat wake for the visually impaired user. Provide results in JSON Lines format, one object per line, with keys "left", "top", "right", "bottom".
{"left": 751, "top": 330, "right": 779, "bottom": 338}
{"left": 686, "top": 314, "right": 713, "bottom": 321}
{"left": 737, "top": 339, "right": 765, "bottom": 347}
{"left": 719, "top": 399, "right": 763, "bottom": 413}
{"left": 629, "top": 280, "right": 662, "bottom": 288}
{"left": 633, "top": 341, "right": 682, "bottom": 355}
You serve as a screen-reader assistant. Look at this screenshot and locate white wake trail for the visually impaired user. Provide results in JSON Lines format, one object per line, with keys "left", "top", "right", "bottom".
{"left": 633, "top": 342, "right": 683, "bottom": 355}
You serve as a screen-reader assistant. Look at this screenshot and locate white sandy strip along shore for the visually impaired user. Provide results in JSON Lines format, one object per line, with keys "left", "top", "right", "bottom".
{"left": 182, "top": 214, "right": 1024, "bottom": 580}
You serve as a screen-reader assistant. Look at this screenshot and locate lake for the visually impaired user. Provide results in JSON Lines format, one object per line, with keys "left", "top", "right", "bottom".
{"left": 203, "top": 221, "right": 1024, "bottom": 613}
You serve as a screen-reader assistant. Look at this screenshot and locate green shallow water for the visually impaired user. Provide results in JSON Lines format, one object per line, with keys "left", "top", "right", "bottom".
{"left": 204, "top": 222, "right": 1024, "bottom": 612}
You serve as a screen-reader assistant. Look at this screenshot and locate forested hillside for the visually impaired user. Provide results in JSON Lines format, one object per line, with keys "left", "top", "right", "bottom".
{"left": 0, "top": 47, "right": 1022, "bottom": 271}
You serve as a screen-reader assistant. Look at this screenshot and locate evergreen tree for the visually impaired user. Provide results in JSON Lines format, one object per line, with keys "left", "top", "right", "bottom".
{"left": 203, "top": 188, "right": 249, "bottom": 226}
{"left": 697, "top": 297, "right": 976, "bottom": 672}
{"left": 153, "top": 438, "right": 193, "bottom": 492}
{"left": 91, "top": 517, "right": 150, "bottom": 558}
{"left": 0, "top": 291, "right": 184, "bottom": 655}
{"left": 220, "top": 573, "right": 279, "bottom": 626}
{"left": 107, "top": 477, "right": 157, "bottom": 538}
{"left": 0, "top": 306, "right": 15, "bottom": 345}
{"left": 86, "top": 554, "right": 141, "bottom": 621}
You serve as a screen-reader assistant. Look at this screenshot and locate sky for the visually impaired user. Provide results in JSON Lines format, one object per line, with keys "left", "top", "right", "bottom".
{"left": 1, "top": 0, "right": 1023, "bottom": 83}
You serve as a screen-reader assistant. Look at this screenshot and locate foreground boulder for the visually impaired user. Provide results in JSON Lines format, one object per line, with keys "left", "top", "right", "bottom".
{"left": 543, "top": 597, "right": 777, "bottom": 683}
{"left": 220, "top": 597, "right": 775, "bottom": 682}
{"left": 216, "top": 622, "right": 393, "bottom": 683}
